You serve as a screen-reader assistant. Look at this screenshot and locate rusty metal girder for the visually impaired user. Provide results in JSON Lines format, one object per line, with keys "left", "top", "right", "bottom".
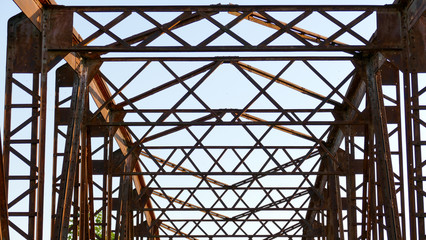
{"left": 0, "top": 133, "right": 9, "bottom": 240}
{"left": 408, "top": 15, "right": 426, "bottom": 73}
{"left": 365, "top": 53, "right": 402, "bottom": 240}
{"left": 3, "top": 12, "right": 43, "bottom": 240}
{"left": 40, "top": 5, "right": 402, "bottom": 53}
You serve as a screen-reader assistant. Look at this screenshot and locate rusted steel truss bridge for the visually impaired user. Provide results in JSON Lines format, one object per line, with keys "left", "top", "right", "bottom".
{"left": 0, "top": 0, "right": 425, "bottom": 239}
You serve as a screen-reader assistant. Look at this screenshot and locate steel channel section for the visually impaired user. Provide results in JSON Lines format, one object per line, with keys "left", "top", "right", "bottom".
{"left": 2, "top": 1, "right": 422, "bottom": 240}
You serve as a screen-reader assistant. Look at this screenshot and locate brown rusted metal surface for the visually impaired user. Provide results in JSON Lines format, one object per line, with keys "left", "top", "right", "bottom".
{"left": 409, "top": 15, "right": 426, "bottom": 72}
{"left": 376, "top": 11, "right": 402, "bottom": 48}
{"left": 8, "top": 13, "right": 41, "bottom": 73}
{"left": 365, "top": 53, "right": 401, "bottom": 240}
{"left": 3, "top": 11, "right": 43, "bottom": 240}
{"left": 0, "top": 133, "right": 9, "bottom": 240}
{"left": 1, "top": 0, "right": 424, "bottom": 239}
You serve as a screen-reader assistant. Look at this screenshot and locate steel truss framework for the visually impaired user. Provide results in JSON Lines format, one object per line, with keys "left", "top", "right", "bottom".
{"left": 0, "top": 0, "right": 424, "bottom": 239}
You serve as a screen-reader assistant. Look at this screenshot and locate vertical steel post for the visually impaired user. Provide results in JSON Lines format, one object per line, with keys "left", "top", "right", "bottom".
{"left": 107, "top": 132, "right": 114, "bottom": 240}
{"left": 52, "top": 59, "right": 88, "bottom": 240}
{"left": 403, "top": 3, "right": 425, "bottom": 237}
{"left": 36, "top": 10, "right": 50, "bottom": 240}
{"left": 0, "top": 133, "right": 9, "bottom": 240}
{"left": 346, "top": 127, "right": 357, "bottom": 240}
{"left": 402, "top": 6, "right": 416, "bottom": 240}
{"left": 79, "top": 90, "right": 89, "bottom": 239}
{"left": 326, "top": 154, "right": 340, "bottom": 240}
{"left": 3, "top": 13, "right": 43, "bottom": 240}
{"left": 365, "top": 53, "right": 402, "bottom": 240}
{"left": 410, "top": 72, "right": 425, "bottom": 238}
{"left": 87, "top": 129, "right": 96, "bottom": 240}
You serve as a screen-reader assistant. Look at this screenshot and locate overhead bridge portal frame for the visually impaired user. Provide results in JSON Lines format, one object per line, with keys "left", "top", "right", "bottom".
{"left": 1, "top": 0, "right": 425, "bottom": 239}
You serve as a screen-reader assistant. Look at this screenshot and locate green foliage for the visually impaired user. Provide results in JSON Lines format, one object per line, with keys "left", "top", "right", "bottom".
{"left": 68, "top": 212, "right": 115, "bottom": 239}
{"left": 94, "top": 213, "right": 102, "bottom": 237}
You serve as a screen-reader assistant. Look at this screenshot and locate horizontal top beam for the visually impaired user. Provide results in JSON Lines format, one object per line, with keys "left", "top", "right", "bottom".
{"left": 43, "top": 5, "right": 402, "bottom": 54}
{"left": 46, "top": 5, "right": 399, "bottom": 12}
{"left": 50, "top": 46, "right": 402, "bottom": 53}
{"left": 98, "top": 56, "right": 355, "bottom": 61}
